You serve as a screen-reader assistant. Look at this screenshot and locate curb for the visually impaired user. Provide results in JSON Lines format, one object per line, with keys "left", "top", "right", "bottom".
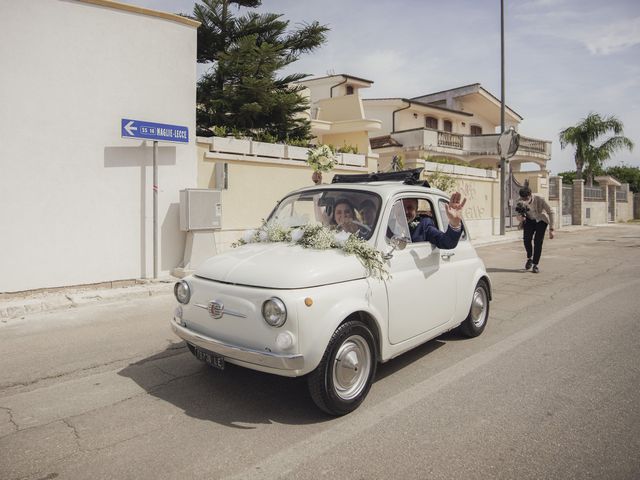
{"left": 0, "top": 282, "right": 174, "bottom": 321}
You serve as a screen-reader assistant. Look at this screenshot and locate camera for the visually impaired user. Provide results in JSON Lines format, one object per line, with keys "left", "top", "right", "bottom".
{"left": 515, "top": 202, "right": 529, "bottom": 217}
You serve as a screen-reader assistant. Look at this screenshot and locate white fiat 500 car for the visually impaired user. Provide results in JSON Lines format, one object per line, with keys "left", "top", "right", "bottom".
{"left": 171, "top": 170, "right": 491, "bottom": 415}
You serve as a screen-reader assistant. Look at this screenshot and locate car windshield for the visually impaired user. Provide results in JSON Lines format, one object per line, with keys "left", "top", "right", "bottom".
{"left": 268, "top": 189, "right": 382, "bottom": 241}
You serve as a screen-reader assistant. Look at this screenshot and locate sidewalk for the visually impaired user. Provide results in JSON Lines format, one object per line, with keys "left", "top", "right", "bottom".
{"left": 0, "top": 224, "right": 606, "bottom": 321}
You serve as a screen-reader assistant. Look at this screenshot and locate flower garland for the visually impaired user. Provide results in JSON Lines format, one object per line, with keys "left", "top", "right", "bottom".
{"left": 232, "top": 223, "right": 389, "bottom": 279}
{"left": 306, "top": 144, "right": 337, "bottom": 173}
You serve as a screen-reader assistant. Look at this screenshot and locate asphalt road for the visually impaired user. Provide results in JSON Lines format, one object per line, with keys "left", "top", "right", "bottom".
{"left": 1, "top": 225, "right": 639, "bottom": 480}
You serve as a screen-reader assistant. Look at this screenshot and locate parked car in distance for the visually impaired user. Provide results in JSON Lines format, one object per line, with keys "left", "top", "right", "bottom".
{"left": 171, "top": 169, "right": 491, "bottom": 415}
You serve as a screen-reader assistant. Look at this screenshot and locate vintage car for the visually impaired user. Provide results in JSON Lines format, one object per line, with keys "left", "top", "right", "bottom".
{"left": 171, "top": 169, "right": 491, "bottom": 415}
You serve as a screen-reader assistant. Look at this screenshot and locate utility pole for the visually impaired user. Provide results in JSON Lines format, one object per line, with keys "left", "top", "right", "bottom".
{"left": 499, "top": 0, "right": 507, "bottom": 235}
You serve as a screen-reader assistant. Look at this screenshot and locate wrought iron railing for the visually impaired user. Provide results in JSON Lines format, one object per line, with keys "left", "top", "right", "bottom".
{"left": 584, "top": 186, "right": 605, "bottom": 200}
{"left": 616, "top": 188, "right": 628, "bottom": 202}
{"left": 549, "top": 177, "right": 559, "bottom": 199}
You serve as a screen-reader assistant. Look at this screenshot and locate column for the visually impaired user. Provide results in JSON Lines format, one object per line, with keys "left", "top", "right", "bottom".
{"left": 572, "top": 179, "right": 584, "bottom": 226}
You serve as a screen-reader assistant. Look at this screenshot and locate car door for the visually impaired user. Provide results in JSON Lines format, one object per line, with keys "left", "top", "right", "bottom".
{"left": 384, "top": 196, "right": 458, "bottom": 345}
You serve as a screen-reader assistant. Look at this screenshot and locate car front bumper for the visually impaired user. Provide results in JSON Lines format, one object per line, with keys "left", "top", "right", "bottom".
{"left": 170, "top": 317, "right": 304, "bottom": 371}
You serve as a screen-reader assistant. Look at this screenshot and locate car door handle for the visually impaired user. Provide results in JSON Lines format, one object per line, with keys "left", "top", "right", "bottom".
{"left": 441, "top": 252, "right": 455, "bottom": 260}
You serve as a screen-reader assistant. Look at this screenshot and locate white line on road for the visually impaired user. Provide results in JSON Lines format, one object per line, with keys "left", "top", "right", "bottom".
{"left": 228, "top": 279, "right": 640, "bottom": 480}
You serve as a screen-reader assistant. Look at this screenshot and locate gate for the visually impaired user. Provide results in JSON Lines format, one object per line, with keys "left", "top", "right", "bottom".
{"left": 562, "top": 185, "right": 573, "bottom": 226}
{"left": 504, "top": 172, "right": 523, "bottom": 229}
{"left": 608, "top": 187, "right": 615, "bottom": 222}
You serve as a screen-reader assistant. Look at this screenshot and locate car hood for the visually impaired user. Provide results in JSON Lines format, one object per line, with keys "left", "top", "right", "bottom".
{"left": 195, "top": 243, "right": 368, "bottom": 289}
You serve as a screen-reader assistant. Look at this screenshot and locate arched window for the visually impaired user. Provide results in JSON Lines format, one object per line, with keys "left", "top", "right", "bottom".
{"left": 443, "top": 120, "right": 453, "bottom": 132}
{"left": 346, "top": 85, "right": 354, "bottom": 95}
{"left": 425, "top": 116, "right": 438, "bottom": 130}
{"left": 470, "top": 125, "right": 482, "bottom": 135}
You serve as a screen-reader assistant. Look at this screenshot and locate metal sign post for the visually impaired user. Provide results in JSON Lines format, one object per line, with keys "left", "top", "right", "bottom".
{"left": 121, "top": 118, "right": 189, "bottom": 279}
{"left": 497, "top": 126, "right": 520, "bottom": 233}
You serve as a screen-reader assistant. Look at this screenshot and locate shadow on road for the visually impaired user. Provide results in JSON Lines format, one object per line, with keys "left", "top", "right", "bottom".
{"left": 486, "top": 267, "right": 525, "bottom": 274}
{"left": 119, "top": 336, "right": 450, "bottom": 427}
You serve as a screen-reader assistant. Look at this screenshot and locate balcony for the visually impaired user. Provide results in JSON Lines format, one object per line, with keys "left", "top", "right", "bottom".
{"left": 387, "top": 128, "right": 551, "bottom": 160}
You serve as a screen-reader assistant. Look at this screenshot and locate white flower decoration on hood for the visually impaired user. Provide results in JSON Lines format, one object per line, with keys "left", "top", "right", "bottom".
{"left": 333, "top": 230, "right": 351, "bottom": 246}
{"left": 290, "top": 228, "right": 304, "bottom": 242}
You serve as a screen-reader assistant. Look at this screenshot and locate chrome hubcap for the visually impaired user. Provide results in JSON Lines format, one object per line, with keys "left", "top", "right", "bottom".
{"left": 471, "top": 287, "right": 487, "bottom": 328}
{"left": 332, "top": 335, "right": 371, "bottom": 400}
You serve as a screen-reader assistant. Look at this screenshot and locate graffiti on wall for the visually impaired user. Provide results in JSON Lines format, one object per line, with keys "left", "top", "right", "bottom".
{"left": 457, "top": 180, "right": 488, "bottom": 220}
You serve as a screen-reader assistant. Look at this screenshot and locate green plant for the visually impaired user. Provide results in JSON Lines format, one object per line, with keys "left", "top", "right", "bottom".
{"left": 336, "top": 144, "right": 359, "bottom": 154}
{"left": 422, "top": 155, "right": 467, "bottom": 167}
{"left": 426, "top": 168, "right": 457, "bottom": 193}
{"left": 212, "top": 125, "right": 228, "bottom": 137}
{"left": 286, "top": 138, "right": 311, "bottom": 147}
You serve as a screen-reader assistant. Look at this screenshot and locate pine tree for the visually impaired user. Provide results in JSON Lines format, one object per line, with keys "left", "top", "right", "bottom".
{"left": 187, "top": 0, "right": 328, "bottom": 141}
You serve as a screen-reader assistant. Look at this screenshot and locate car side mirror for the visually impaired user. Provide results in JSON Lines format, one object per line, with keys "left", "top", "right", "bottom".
{"left": 383, "top": 235, "right": 409, "bottom": 259}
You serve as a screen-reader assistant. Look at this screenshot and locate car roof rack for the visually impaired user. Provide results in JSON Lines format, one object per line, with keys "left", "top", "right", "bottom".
{"left": 331, "top": 168, "right": 430, "bottom": 187}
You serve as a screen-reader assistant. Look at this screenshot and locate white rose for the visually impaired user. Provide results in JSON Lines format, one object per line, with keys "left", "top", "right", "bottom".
{"left": 333, "top": 230, "right": 350, "bottom": 246}
{"left": 258, "top": 230, "right": 269, "bottom": 242}
{"left": 290, "top": 228, "right": 304, "bottom": 242}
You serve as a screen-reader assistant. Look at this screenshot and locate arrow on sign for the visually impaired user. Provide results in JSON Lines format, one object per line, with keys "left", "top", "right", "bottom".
{"left": 124, "top": 121, "right": 138, "bottom": 136}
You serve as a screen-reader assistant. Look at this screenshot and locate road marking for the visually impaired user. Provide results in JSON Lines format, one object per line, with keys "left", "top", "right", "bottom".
{"left": 228, "top": 279, "right": 640, "bottom": 479}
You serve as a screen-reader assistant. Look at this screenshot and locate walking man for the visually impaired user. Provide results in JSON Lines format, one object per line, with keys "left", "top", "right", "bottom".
{"left": 516, "top": 186, "right": 555, "bottom": 273}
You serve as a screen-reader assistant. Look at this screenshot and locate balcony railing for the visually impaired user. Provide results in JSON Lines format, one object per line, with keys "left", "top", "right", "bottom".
{"left": 437, "top": 131, "right": 463, "bottom": 149}
{"left": 392, "top": 128, "right": 551, "bottom": 158}
{"left": 518, "top": 136, "right": 549, "bottom": 155}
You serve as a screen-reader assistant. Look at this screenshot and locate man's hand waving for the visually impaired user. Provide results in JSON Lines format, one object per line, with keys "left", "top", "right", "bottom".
{"left": 445, "top": 192, "right": 466, "bottom": 229}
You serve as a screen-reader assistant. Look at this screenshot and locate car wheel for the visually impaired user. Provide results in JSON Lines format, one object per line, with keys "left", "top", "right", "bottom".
{"left": 459, "top": 280, "right": 490, "bottom": 338}
{"left": 307, "top": 320, "right": 377, "bottom": 416}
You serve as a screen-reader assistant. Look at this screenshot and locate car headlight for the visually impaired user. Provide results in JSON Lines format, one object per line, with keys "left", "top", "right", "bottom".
{"left": 174, "top": 281, "right": 191, "bottom": 305}
{"left": 262, "top": 297, "right": 287, "bottom": 327}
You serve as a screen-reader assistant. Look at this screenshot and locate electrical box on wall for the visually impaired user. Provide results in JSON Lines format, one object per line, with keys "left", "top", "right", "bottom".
{"left": 179, "top": 189, "right": 222, "bottom": 231}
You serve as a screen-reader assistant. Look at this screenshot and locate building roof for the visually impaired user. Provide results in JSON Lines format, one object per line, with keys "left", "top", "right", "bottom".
{"left": 363, "top": 98, "right": 473, "bottom": 117}
{"left": 297, "top": 74, "right": 375, "bottom": 86}
{"left": 411, "top": 83, "right": 523, "bottom": 121}
{"left": 369, "top": 135, "right": 403, "bottom": 149}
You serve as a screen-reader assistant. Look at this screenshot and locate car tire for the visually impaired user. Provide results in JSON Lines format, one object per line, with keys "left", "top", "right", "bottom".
{"left": 459, "top": 280, "right": 490, "bottom": 338}
{"left": 307, "top": 320, "right": 377, "bottom": 416}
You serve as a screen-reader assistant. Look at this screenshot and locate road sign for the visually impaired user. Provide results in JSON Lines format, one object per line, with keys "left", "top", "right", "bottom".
{"left": 121, "top": 118, "right": 189, "bottom": 144}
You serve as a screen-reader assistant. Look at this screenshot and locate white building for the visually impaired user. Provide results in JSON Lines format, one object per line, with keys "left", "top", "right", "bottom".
{"left": 0, "top": 0, "right": 199, "bottom": 292}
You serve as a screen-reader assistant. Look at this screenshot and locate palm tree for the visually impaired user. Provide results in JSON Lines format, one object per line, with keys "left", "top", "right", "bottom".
{"left": 559, "top": 113, "right": 634, "bottom": 185}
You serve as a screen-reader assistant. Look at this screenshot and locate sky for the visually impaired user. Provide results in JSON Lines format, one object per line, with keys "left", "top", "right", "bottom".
{"left": 136, "top": 0, "right": 640, "bottom": 174}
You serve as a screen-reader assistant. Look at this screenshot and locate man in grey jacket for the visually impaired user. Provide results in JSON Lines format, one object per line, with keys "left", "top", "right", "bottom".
{"left": 516, "top": 186, "right": 555, "bottom": 273}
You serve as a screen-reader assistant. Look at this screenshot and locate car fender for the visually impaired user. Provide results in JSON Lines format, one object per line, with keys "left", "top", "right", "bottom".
{"left": 295, "top": 279, "right": 388, "bottom": 375}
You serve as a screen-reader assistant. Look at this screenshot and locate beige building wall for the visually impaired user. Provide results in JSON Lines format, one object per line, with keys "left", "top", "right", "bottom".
{"left": 321, "top": 132, "right": 371, "bottom": 155}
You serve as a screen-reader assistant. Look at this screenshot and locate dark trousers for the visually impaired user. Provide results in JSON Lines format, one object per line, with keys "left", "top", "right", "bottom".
{"left": 523, "top": 219, "right": 547, "bottom": 265}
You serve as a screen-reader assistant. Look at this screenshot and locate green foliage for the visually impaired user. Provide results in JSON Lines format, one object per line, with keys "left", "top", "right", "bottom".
{"left": 189, "top": 0, "right": 328, "bottom": 141}
{"left": 604, "top": 164, "right": 640, "bottom": 193}
{"left": 559, "top": 164, "right": 640, "bottom": 192}
{"left": 559, "top": 112, "right": 634, "bottom": 184}
{"left": 422, "top": 155, "right": 467, "bottom": 167}
{"left": 426, "top": 169, "right": 458, "bottom": 193}
{"left": 336, "top": 144, "right": 359, "bottom": 154}
{"left": 558, "top": 171, "right": 576, "bottom": 184}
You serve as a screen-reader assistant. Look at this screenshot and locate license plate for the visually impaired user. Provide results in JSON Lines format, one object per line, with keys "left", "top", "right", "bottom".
{"left": 194, "top": 347, "right": 225, "bottom": 370}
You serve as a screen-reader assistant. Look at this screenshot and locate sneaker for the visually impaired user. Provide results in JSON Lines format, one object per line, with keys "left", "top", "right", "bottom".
{"left": 525, "top": 258, "right": 533, "bottom": 270}
{"left": 532, "top": 265, "right": 539, "bottom": 273}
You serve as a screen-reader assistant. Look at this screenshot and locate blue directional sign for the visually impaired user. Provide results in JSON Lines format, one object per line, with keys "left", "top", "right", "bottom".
{"left": 121, "top": 118, "right": 189, "bottom": 143}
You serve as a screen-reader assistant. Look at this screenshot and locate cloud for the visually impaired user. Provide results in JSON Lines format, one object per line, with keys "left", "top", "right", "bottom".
{"left": 583, "top": 17, "right": 640, "bottom": 55}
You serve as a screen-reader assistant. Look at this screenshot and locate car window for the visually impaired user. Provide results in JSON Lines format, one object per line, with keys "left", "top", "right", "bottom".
{"left": 268, "top": 189, "right": 381, "bottom": 240}
{"left": 386, "top": 200, "right": 411, "bottom": 242}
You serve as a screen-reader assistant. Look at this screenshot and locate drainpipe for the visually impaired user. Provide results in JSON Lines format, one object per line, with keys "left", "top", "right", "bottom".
{"left": 392, "top": 100, "right": 411, "bottom": 133}
{"left": 330, "top": 77, "right": 348, "bottom": 98}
